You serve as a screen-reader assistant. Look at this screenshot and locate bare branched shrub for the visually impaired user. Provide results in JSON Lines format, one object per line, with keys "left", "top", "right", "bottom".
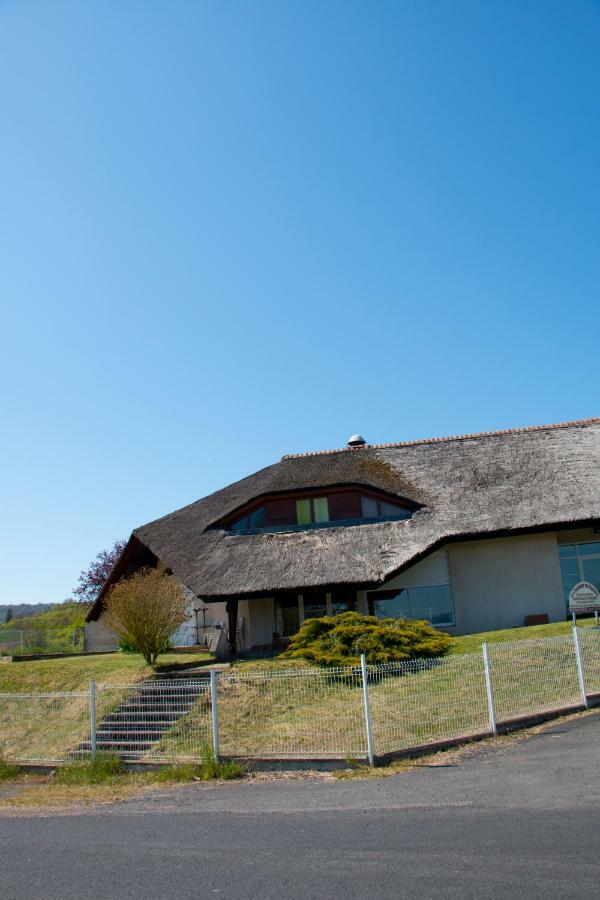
{"left": 104, "top": 568, "right": 189, "bottom": 666}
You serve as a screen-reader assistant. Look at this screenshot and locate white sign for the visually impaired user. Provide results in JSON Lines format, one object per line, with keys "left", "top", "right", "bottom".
{"left": 569, "top": 581, "right": 600, "bottom": 611}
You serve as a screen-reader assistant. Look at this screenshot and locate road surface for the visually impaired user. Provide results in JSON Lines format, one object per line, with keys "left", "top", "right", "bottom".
{"left": 2, "top": 712, "right": 600, "bottom": 898}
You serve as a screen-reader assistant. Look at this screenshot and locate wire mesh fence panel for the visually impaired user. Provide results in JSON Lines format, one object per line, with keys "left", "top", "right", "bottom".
{"left": 367, "top": 652, "right": 490, "bottom": 754}
{"left": 0, "top": 691, "right": 90, "bottom": 763}
{"left": 578, "top": 627, "right": 600, "bottom": 694}
{"left": 489, "top": 636, "right": 581, "bottom": 721}
{"left": 94, "top": 680, "right": 213, "bottom": 762}
{"left": 0, "top": 628, "right": 85, "bottom": 656}
{"left": 0, "top": 631, "right": 24, "bottom": 655}
{"left": 217, "top": 668, "right": 368, "bottom": 759}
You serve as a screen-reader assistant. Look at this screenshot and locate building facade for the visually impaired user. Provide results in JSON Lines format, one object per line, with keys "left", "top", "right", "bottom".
{"left": 86, "top": 418, "right": 600, "bottom": 652}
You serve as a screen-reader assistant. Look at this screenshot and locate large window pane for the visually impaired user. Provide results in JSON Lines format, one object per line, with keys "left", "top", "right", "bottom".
{"left": 229, "top": 515, "right": 248, "bottom": 533}
{"left": 409, "top": 585, "right": 454, "bottom": 625}
{"left": 576, "top": 542, "right": 600, "bottom": 557}
{"left": 558, "top": 540, "right": 600, "bottom": 606}
{"left": 330, "top": 590, "right": 356, "bottom": 615}
{"left": 274, "top": 595, "right": 299, "bottom": 638}
{"left": 367, "top": 590, "right": 409, "bottom": 619}
{"left": 296, "top": 499, "right": 311, "bottom": 525}
{"left": 558, "top": 544, "right": 576, "bottom": 559}
{"left": 367, "top": 584, "right": 454, "bottom": 626}
{"left": 582, "top": 557, "right": 600, "bottom": 592}
{"left": 380, "top": 500, "right": 404, "bottom": 517}
{"left": 313, "top": 497, "right": 329, "bottom": 523}
{"left": 361, "top": 496, "right": 378, "bottom": 519}
{"left": 303, "top": 592, "right": 328, "bottom": 619}
{"left": 248, "top": 506, "right": 265, "bottom": 529}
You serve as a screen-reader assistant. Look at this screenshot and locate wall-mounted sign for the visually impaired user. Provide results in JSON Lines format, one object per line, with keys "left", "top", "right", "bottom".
{"left": 569, "top": 581, "right": 600, "bottom": 611}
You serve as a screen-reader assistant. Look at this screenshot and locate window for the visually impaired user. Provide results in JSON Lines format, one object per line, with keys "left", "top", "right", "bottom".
{"left": 558, "top": 542, "right": 600, "bottom": 606}
{"left": 274, "top": 594, "right": 300, "bottom": 638}
{"left": 295, "top": 497, "right": 329, "bottom": 525}
{"left": 296, "top": 499, "right": 311, "bottom": 525}
{"left": 361, "top": 496, "right": 378, "bottom": 519}
{"left": 302, "top": 591, "right": 328, "bottom": 620}
{"left": 367, "top": 584, "right": 455, "bottom": 627}
{"left": 222, "top": 488, "right": 414, "bottom": 533}
{"left": 360, "top": 495, "right": 410, "bottom": 521}
{"left": 330, "top": 590, "right": 356, "bottom": 615}
{"left": 229, "top": 506, "right": 265, "bottom": 533}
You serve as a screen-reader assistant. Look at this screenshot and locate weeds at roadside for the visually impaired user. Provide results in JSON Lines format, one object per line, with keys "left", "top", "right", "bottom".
{"left": 0, "top": 753, "right": 19, "bottom": 781}
{"left": 55, "top": 753, "right": 125, "bottom": 785}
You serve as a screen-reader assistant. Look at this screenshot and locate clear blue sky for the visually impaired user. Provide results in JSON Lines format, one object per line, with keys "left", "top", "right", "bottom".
{"left": 1, "top": 1, "right": 599, "bottom": 606}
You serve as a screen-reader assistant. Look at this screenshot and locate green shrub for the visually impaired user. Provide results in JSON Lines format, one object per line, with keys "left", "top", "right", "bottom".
{"left": 282, "top": 611, "right": 453, "bottom": 666}
{"left": 56, "top": 753, "right": 125, "bottom": 785}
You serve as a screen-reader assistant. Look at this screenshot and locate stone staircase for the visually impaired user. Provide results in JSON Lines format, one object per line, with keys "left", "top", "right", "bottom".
{"left": 77, "top": 677, "right": 209, "bottom": 759}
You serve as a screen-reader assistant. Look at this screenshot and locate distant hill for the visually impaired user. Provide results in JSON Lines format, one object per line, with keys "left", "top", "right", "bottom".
{"left": 0, "top": 601, "right": 90, "bottom": 654}
{"left": 9, "top": 602, "right": 89, "bottom": 631}
{"left": 0, "top": 603, "right": 55, "bottom": 623}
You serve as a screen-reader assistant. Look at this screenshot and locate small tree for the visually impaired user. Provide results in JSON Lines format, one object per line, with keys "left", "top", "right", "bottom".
{"left": 4, "top": 607, "right": 13, "bottom": 624}
{"left": 74, "top": 540, "right": 126, "bottom": 603}
{"left": 104, "top": 568, "right": 189, "bottom": 666}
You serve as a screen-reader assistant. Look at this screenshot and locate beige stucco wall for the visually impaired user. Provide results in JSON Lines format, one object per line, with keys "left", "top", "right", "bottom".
{"left": 375, "top": 550, "right": 451, "bottom": 593}
{"left": 444, "top": 532, "right": 566, "bottom": 635}
{"left": 84, "top": 618, "right": 119, "bottom": 652}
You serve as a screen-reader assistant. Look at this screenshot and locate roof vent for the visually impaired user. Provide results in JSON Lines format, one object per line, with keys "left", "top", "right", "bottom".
{"left": 347, "top": 434, "right": 367, "bottom": 447}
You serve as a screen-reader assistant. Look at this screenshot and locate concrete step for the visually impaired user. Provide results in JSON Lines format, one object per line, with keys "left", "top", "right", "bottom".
{"left": 95, "top": 721, "right": 183, "bottom": 733}
{"left": 103, "top": 712, "right": 187, "bottom": 725}
{"left": 78, "top": 740, "right": 154, "bottom": 753}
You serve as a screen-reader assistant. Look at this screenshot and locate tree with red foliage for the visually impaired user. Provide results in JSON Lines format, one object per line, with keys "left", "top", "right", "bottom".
{"left": 73, "top": 539, "right": 126, "bottom": 603}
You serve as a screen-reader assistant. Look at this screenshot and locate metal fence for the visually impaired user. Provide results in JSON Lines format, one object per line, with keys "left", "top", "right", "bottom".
{"left": 0, "top": 627, "right": 85, "bottom": 656}
{"left": 1, "top": 627, "right": 599, "bottom": 765}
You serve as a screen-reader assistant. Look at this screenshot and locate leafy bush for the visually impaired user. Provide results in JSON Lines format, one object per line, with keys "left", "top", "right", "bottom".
{"left": 104, "top": 568, "right": 188, "bottom": 666}
{"left": 282, "top": 611, "right": 453, "bottom": 666}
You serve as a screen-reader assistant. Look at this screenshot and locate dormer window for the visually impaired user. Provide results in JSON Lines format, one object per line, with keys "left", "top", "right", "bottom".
{"left": 214, "top": 486, "right": 417, "bottom": 535}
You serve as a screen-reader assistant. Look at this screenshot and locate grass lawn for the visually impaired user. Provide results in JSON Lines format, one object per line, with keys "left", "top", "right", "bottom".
{"left": 0, "top": 651, "right": 214, "bottom": 693}
{"left": 451, "top": 616, "right": 598, "bottom": 654}
{"left": 0, "top": 651, "right": 214, "bottom": 763}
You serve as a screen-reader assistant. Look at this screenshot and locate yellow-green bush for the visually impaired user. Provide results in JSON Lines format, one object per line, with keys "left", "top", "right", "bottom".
{"left": 283, "top": 611, "right": 452, "bottom": 666}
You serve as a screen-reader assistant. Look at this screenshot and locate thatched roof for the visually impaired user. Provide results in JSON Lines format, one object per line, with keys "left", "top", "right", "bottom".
{"left": 88, "top": 417, "right": 600, "bottom": 619}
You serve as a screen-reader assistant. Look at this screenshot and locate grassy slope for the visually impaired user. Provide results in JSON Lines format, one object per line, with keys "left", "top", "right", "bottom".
{"left": 0, "top": 652, "right": 214, "bottom": 693}
{"left": 2, "top": 619, "right": 599, "bottom": 763}
{"left": 451, "top": 616, "right": 597, "bottom": 654}
{"left": 0, "top": 652, "right": 214, "bottom": 762}
{"left": 214, "top": 618, "right": 600, "bottom": 758}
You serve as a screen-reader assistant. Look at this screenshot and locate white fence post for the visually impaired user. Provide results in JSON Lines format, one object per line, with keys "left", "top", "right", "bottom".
{"left": 89, "top": 679, "right": 97, "bottom": 759}
{"left": 572, "top": 626, "right": 588, "bottom": 709}
{"left": 360, "top": 653, "right": 375, "bottom": 766}
{"left": 210, "top": 669, "right": 220, "bottom": 763}
{"left": 482, "top": 643, "right": 497, "bottom": 735}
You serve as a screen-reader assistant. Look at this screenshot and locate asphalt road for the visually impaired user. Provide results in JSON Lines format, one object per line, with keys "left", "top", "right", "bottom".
{"left": 2, "top": 712, "right": 600, "bottom": 899}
